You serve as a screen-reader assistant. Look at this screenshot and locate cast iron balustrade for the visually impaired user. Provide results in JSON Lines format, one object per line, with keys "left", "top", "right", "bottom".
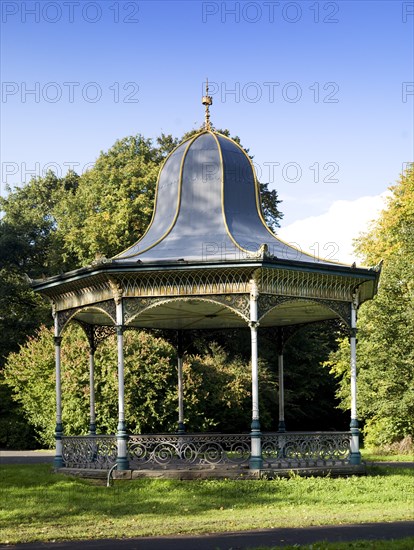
{"left": 261, "top": 432, "right": 351, "bottom": 468}
{"left": 128, "top": 433, "right": 251, "bottom": 469}
{"left": 62, "top": 435, "right": 117, "bottom": 469}
{"left": 60, "top": 432, "right": 352, "bottom": 470}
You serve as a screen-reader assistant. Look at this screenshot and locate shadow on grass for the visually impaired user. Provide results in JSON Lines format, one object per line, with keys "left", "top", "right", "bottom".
{"left": 1, "top": 463, "right": 413, "bottom": 526}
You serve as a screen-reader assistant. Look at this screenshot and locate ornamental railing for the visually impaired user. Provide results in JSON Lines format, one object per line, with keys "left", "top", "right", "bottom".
{"left": 128, "top": 433, "right": 251, "bottom": 469}
{"left": 261, "top": 432, "right": 351, "bottom": 468}
{"left": 61, "top": 432, "right": 351, "bottom": 470}
{"left": 62, "top": 435, "right": 117, "bottom": 469}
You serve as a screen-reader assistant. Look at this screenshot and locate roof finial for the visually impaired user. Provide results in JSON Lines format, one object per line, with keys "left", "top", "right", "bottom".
{"left": 202, "top": 78, "right": 213, "bottom": 131}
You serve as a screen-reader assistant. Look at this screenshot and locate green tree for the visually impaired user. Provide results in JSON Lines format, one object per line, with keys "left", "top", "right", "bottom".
{"left": 326, "top": 164, "right": 414, "bottom": 448}
{"left": 3, "top": 324, "right": 277, "bottom": 446}
{"left": 0, "top": 171, "right": 80, "bottom": 363}
{"left": 54, "top": 136, "right": 160, "bottom": 265}
{"left": 0, "top": 129, "right": 283, "bottom": 447}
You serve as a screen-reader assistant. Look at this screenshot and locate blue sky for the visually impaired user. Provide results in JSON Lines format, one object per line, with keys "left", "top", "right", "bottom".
{"left": 1, "top": 0, "right": 413, "bottom": 263}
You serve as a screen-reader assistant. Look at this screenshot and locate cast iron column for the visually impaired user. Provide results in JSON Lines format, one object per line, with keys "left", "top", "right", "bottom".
{"left": 53, "top": 312, "right": 64, "bottom": 468}
{"left": 349, "top": 295, "right": 361, "bottom": 464}
{"left": 177, "top": 331, "right": 185, "bottom": 434}
{"left": 276, "top": 329, "right": 286, "bottom": 432}
{"left": 249, "top": 279, "right": 263, "bottom": 469}
{"left": 89, "top": 344, "right": 97, "bottom": 435}
{"left": 277, "top": 352, "right": 286, "bottom": 432}
{"left": 116, "top": 300, "right": 129, "bottom": 470}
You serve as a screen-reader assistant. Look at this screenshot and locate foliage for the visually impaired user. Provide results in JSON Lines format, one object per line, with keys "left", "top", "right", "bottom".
{"left": 54, "top": 135, "right": 160, "bottom": 265}
{"left": 0, "top": 375, "right": 38, "bottom": 449}
{"left": 3, "top": 324, "right": 278, "bottom": 446}
{"left": 0, "top": 171, "right": 79, "bottom": 365}
{"left": 0, "top": 128, "right": 286, "bottom": 447}
{"left": 1, "top": 464, "right": 413, "bottom": 544}
{"left": 281, "top": 323, "right": 348, "bottom": 430}
{"left": 326, "top": 164, "right": 414, "bottom": 446}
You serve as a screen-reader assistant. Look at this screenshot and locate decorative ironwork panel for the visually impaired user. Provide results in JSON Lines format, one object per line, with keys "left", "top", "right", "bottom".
{"left": 257, "top": 295, "right": 293, "bottom": 320}
{"left": 60, "top": 432, "right": 351, "bottom": 471}
{"left": 62, "top": 435, "right": 117, "bottom": 469}
{"left": 317, "top": 299, "right": 351, "bottom": 327}
{"left": 128, "top": 434, "right": 251, "bottom": 469}
{"left": 258, "top": 295, "right": 352, "bottom": 327}
{"left": 209, "top": 294, "right": 250, "bottom": 320}
{"left": 261, "top": 432, "right": 351, "bottom": 468}
{"left": 118, "top": 268, "right": 252, "bottom": 299}
{"left": 56, "top": 307, "right": 83, "bottom": 335}
{"left": 52, "top": 275, "right": 112, "bottom": 310}
{"left": 95, "top": 300, "right": 117, "bottom": 322}
{"left": 259, "top": 268, "right": 357, "bottom": 302}
{"left": 56, "top": 300, "right": 116, "bottom": 336}
{"left": 75, "top": 322, "right": 117, "bottom": 350}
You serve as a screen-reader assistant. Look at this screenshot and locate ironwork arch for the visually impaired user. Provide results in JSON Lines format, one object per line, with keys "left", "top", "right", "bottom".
{"left": 258, "top": 295, "right": 352, "bottom": 328}
{"left": 124, "top": 294, "right": 250, "bottom": 326}
{"left": 56, "top": 301, "right": 117, "bottom": 336}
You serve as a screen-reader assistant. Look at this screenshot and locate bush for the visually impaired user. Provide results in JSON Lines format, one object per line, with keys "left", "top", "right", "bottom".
{"left": 3, "top": 324, "right": 277, "bottom": 445}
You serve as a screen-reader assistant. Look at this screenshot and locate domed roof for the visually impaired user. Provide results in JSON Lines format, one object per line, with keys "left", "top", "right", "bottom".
{"left": 114, "top": 130, "right": 340, "bottom": 266}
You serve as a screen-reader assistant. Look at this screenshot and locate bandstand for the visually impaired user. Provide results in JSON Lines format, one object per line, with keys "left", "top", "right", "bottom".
{"left": 32, "top": 89, "right": 380, "bottom": 478}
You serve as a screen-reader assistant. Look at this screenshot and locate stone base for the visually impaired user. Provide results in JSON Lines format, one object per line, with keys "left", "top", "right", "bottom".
{"left": 56, "top": 463, "right": 366, "bottom": 480}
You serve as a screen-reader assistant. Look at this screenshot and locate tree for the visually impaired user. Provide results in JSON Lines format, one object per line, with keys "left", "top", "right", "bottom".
{"left": 0, "top": 129, "right": 284, "bottom": 447}
{"left": 326, "top": 164, "right": 414, "bottom": 448}
{"left": 54, "top": 136, "right": 160, "bottom": 265}
{"left": 3, "top": 324, "right": 277, "bottom": 446}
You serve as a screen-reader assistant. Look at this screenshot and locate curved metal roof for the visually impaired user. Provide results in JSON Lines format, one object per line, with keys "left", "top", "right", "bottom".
{"left": 113, "top": 130, "right": 346, "bottom": 266}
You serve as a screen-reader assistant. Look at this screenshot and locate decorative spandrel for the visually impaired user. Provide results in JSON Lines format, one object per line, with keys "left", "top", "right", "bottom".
{"left": 75, "top": 321, "right": 116, "bottom": 351}
{"left": 123, "top": 294, "right": 251, "bottom": 326}
{"left": 258, "top": 294, "right": 352, "bottom": 328}
{"left": 54, "top": 300, "right": 117, "bottom": 335}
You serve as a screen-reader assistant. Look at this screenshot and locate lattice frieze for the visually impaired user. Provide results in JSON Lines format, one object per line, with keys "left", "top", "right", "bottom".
{"left": 117, "top": 268, "right": 252, "bottom": 298}
{"left": 259, "top": 268, "right": 357, "bottom": 301}
{"left": 51, "top": 277, "right": 112, "bottom": 310}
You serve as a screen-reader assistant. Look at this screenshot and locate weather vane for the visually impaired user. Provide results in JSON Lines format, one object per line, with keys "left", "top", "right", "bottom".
{"left": 202, "top": 78, "right": 213, "bottom": 131}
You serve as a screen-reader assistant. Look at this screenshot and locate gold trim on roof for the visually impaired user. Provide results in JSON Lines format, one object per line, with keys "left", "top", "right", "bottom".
{"left": 210, "top": 131, "right": 254, "bottom": 258}
{"left": 218, "top": 133, "right": 351, "bottom": 267}
{"left": 113, "top": 132, "right": 202, "bottom": 260}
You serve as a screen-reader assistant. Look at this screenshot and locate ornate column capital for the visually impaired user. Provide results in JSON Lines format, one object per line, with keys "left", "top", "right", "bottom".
{"left": 352, "top": 290, "right": 360, "bottom": 310}
{"left": 249, "top": 278, "right": 259, "bottom": 301}
{"left": 108, "top": 277, "right": 123, "bottom": 305}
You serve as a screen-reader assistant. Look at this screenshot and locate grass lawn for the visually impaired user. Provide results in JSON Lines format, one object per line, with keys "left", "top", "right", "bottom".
{"left": 0, "top": 464, "right": 413, "bottom": 544}
{"left": 361, "top": 450, "right": 414, "bottom": 463}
